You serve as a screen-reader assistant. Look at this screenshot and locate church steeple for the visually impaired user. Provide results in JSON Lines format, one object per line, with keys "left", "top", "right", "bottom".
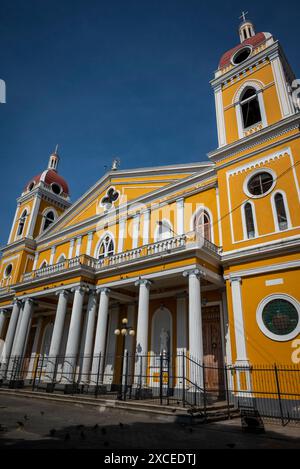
{"left": 238, "top": 11, "right": 256, "bottom": 42}
{"left": 48, "top": 145, "right": 60, "bottom": 171}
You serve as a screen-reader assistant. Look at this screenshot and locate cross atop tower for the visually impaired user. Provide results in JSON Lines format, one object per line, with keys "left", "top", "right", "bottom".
{"left": 239, "top": 11, "right": 249, "bottom": 23}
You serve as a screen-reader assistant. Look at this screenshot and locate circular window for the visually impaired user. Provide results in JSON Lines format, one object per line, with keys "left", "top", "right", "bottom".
{"left": 28, "top": 181, "right": 35, "bottom": 192}
{"left": 4, "top": 264, "right": 12, "bottom": 278}
{"left": 245, "top": 171, "right": 275, "bottom": 197}
{"left": 51, "top": 183, "right": 62, "bottom": 195}
{"left": 232, "top": 46, "right": 252, "bottom": 65}
{"left": 257, "top": 295, "right": 300, "bottom": 341}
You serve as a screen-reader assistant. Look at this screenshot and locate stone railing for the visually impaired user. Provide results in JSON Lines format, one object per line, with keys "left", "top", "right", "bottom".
{"left": 20, "top": 232, "right": 221, "bottom": 283}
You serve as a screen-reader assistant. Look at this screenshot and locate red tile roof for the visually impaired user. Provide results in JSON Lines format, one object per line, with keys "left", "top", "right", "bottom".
{"left": 219, "top": 32, "right": 267, "bottom": 69}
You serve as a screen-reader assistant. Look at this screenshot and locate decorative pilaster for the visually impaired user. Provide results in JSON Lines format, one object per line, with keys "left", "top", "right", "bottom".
{"left": 132, "top": 214, "right": 140, "bottom": 249}
{"left": 12, "top": 298, "right": 35, "bottom": 358}
{"left": 86, "top": 232, "right": 94, "bottom": 256}
{"left": 176, "top": 198, "right": 185, "bottom": 235}
{"left": 230, "top": 277, "right": 248, "bottom": 364}
{"left": 142, "top": 209, "right": 150, "bottom": 245}
{"left": 175, "top": 293, "right": 188, "bottom": 386}
{"left": 118, "top": 218, "right": 126, "bottom": 253}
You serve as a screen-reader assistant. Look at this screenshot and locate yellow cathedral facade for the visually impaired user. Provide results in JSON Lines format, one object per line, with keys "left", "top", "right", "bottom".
{"left": 0, "top": 17, "right": 300, "bottom": 403}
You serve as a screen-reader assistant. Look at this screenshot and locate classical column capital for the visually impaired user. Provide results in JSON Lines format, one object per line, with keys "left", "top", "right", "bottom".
{"left": 13, "top": 298, "right": 23, "bottom": 308}
{"left": 56, "top": 289, "right": 70, "bottom": 299}
{"left": 183, "top": 268, "right": 204, "bottom": 279}
{"left": 230, "top": 276, "right": 242, "bottom": 285}
{"left": 135, "top": 279, "right": 152, "bottom": 288}
{"left": 0, "top": 309, "right": 8, "bottom": 316}
{"left": 96, "top": 287, "right": 111, "bottom": 296}
{"left": 24, "top": 297, "right": 36, "bottom": 307}
{"left": 71, "top": 285, "right": 89, "bottom": 294}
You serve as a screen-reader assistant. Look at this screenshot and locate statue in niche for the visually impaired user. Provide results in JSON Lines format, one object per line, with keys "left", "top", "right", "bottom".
{"left": 160, "top": 328, "right": 170, "bottom": 356}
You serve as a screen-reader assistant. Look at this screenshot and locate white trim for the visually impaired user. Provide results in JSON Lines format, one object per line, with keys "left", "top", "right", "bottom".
{"left": 270, "top": 55, "right": 293, "bottom": 118}
{"left": 86, "top": 232, "right": 94, "bottom": 256}
{"left": 49, "top": 246, "right": 56, "bottom": 265}
{"left": 75, "top": 236, "right": 82, "bottom": 257}
{"left": 8, "top": 203, "right": 21, "bottom": 244}
{"left": 142, "top": 209, "right": 151, "bottom": 246}
{"left": 117, "top": 219, "right": 126, "bottom": 254}
{"left": 176, "top": 198, "right": 185, "bottom": 235}
{"left": 68, "top": 239, "right": 75, "bottom": 259}
{"left": 27, "top": 195, "right": 42, "bottom": 238}
{"left": 214, "top": 84, "right": 227, "bottom": 147}
{"left": 230, "top": 277, "right": 248, "bottom": 362}
{"left": 215, "top": 187, "right": 223, "bottom": 246}
{"left": 271, "top": 190, "right": 292, "bottom": 232}
{"left": 256, "top": 293, "right": 300, "bottom": 342}
{"left": 132, "top": 213, "right": 140, "bottom": 249}
{"left": 241, "top": 200, "right": 258, "bottom": 240}
{"left": 224, "top": 259, "right": 300, "bottom": 280}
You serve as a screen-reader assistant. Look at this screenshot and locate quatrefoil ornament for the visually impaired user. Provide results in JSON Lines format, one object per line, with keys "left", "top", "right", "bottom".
{"left": 101, "top": 187, "right": 119, "bottom": 210}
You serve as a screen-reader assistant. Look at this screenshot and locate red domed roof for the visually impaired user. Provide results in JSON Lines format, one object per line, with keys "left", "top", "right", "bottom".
{"left": 25, "top": 169, "right": 69, "bottom": 195}
{"left": 219, "top": 32, "right": 267, "bottom": 69}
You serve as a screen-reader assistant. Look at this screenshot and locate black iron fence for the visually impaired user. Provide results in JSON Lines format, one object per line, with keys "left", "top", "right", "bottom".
{"left": 0, "top": 352, "right": 299, "bottom": 425}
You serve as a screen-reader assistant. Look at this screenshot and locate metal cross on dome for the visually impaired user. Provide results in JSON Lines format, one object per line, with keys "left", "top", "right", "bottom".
{"left": 239, "top": 11, "right": 249, "bottom": 22}
{"left": 101, "top": 187, "right": 119, "bottom": 209}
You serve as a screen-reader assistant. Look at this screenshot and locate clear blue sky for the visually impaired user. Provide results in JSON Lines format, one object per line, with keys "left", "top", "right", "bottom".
{"left": 0, "top": 0, "right": 299, "bottom": 244}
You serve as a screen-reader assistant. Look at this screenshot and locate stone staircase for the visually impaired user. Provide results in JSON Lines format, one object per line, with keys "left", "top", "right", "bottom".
{"left": 0, "top": 388, "right": 240, "bottom": 423}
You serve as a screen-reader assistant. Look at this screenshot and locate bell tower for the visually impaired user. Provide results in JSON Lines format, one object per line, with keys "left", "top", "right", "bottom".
{"left": 211, "top": 14, "right": 296, "bottom": 148}
{"left": 8, "top": 147, "right": 71, "bottom": 245}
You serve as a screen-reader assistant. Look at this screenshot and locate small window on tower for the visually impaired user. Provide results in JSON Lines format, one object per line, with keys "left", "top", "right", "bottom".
{"left": 232, "top": 46, "right": 252, "bottom": 65}
{"left": 43, "top": 211, "right": 55, "bottom": 231}
{"left": 240, "top": 87, "right": 262, "bottom": 128}
{"left": 17, "top": 210, "right": 28, "bottom": 237}
{"left": 51, "top": 183, "right": 62, "bottom": 195}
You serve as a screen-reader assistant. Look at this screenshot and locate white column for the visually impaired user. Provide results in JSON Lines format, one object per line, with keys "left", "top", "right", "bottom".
{"left": 230, "top": 277, "right": 248, "bottom": 364}
{"left": 142, "top": 209, "right": 150, "bottom": 245}
{"left": 80, "top": 290, "right": 98, "bottom": 383}
{"left": 26, "top": 317, "right": 43, "bottom": 379}
{"left": 214, "top": 84, "right": 227, "bottom": 147}
{"left": 62, "top": 287, "right": 86, "bottom": 383}
{"left": 91, "top": 287, "right": 110, "bottom": 383}
{"left": 12, "top": 298, "right": 35, "bottom": 358}
{"left": 45, "top": 290, "right": 69, "bottom": 380}
{"left": 75, "top": 236, "right": 82, "bottom": 257}
{"left": 0, "top": 300, "right": 22, "bottom": 378}
{"left": 86, "top": 232, "right": 94, "bottom": 256}
{"left": 49, "top": 246, "right": 56, "bottom": 265}
{"left": 176, "top": 293, "right": 187, "bottom": 386}
{"left": 132, "top": 214, "right": 140, "bottom": 249}
{"left": 27, "top": 195, "right": 41, "bottom": 238}
{"left": 122, "top": 303, "right": 136, "bottom": 385}
{"left": 0, "top": 309, "right": 7, "bottom": 339}
{"left": 8, "top": 203, "right": 21, "bottom": 244}
{"left": 183, "top": 269, "right": 203, "bottom": 388}
{"left": 176, "top": 198, "right": 185, "bottom": 235}
{"left": 270, "top": 54, "right": 294, "bottom": 118}
{"left": 32, "top": 252, "right": 39, "bottom": 271}
{"left": 68, "top": 238, "right": 75, "bottom": 259}
{"left": 134, "top": 279, "right": 151, "bottom": 384}
{"left": 103, "top": 304, "right": 119, "bottom": 385}
{"left": 222, "top": 290, "right": 233, "bottom": 391}
{"left": 118, "top": 218, "right": 126, "bottom": 253}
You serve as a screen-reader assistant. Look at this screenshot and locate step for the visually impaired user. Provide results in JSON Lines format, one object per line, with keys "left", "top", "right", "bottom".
{"left": 0, "top": 388, "right": 239, "bottom": 423}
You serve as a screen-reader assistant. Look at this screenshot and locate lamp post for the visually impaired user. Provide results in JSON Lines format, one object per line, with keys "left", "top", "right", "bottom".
{"left": 114, "top": 318, "right": 135, "bottom": 400}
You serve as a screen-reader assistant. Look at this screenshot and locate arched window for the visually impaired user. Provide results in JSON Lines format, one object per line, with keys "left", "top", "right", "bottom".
{"left": 97, "top": 235, "right": 114, "bottom": 259}
{"left": 43, "top": 210, "right": 55, "bottom": 231}
{"left": 240, "top": 87, "right": 262, "bottom": 129}
{"left": 17, "top": 210, "right": 28, "bottom": 237}
{"left": 274, "top": 193, "right": 289, "bottom": 231}
{"left": 194, "top": 210, "right": 212, "bottom": 241}
{"left": 244, "top": 202, "right": 256, "bottom": 239}
{"left": 40, "top": 261, "right": 48, "bottom": 269}
{"left": 57, "top": 254, "right": 66, "bottom": 263}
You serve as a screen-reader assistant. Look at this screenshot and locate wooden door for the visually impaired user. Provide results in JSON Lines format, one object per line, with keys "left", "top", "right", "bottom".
{"left": 202, "top": 306, "right": 224, "bottom": 392}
